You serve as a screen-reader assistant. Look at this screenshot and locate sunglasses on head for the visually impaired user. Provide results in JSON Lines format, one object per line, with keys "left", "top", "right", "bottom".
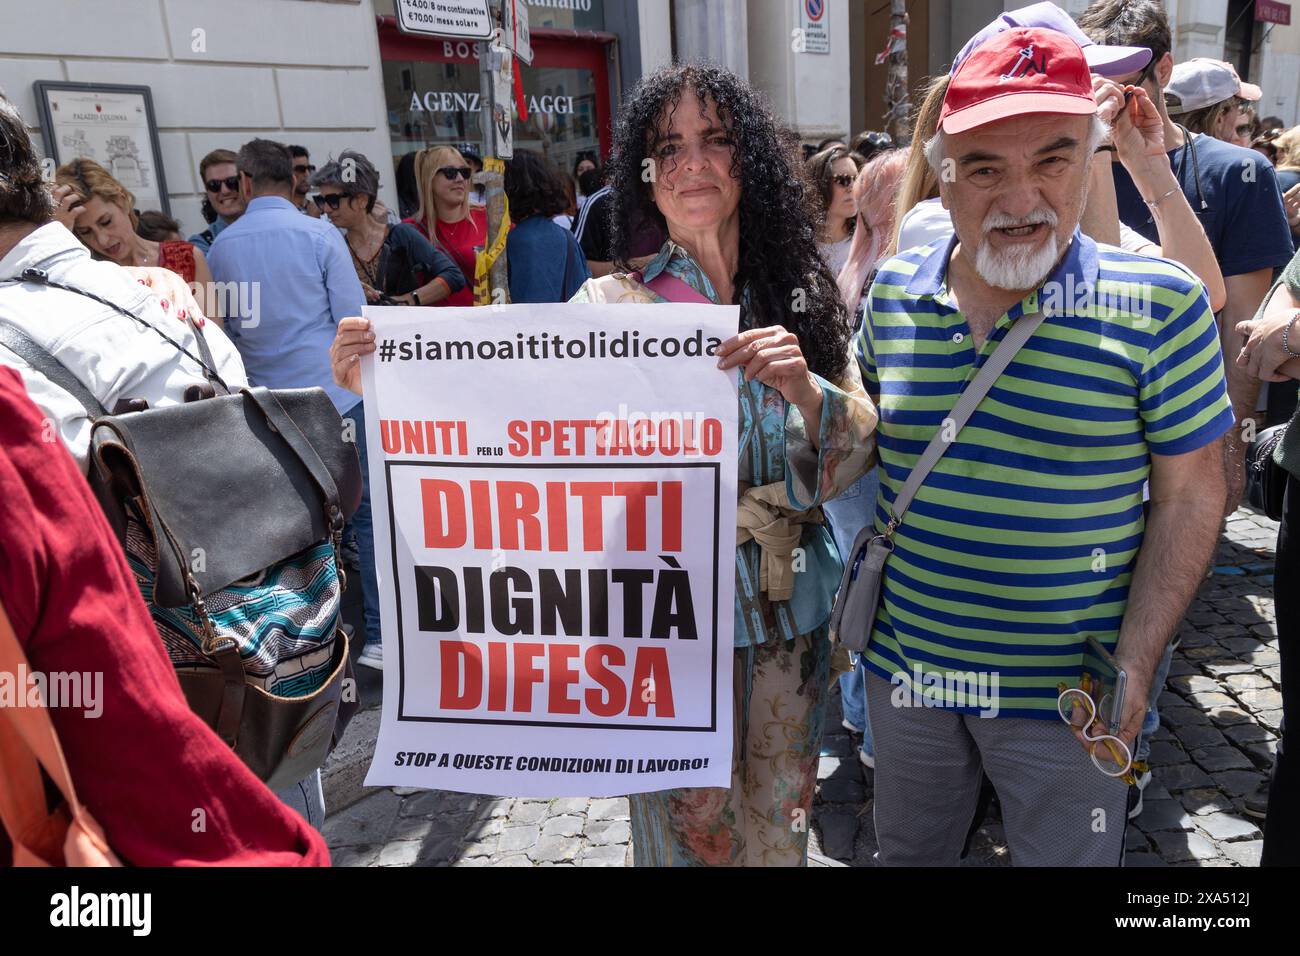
{"left": 313, "top": 193, "right": 346, "bottom": 211}
{"left": 205, "top": 175, "right": 240, "bottom": 194}
{"left": 437, "top": 166, "right": 473, "bottom": 181}
{"left": 832, "top": 173, "right": 856, "bottom": 188}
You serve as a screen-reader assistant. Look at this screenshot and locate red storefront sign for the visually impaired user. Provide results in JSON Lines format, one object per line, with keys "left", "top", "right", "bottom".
{"left": 377, "top": 15, "right": 614, "bottom": 157}
{"left": 1257, "top": 0, "right": 1291, "bottom": 26}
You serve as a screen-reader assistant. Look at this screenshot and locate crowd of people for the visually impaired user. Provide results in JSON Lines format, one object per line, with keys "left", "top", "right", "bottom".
{"left": 0, "top": 0, "right": 1295, "bottom": 868}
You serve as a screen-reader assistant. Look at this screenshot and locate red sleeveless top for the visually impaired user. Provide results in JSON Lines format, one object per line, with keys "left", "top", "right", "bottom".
{"left": 157, "top": 240, "right": 197, "bottom": 284}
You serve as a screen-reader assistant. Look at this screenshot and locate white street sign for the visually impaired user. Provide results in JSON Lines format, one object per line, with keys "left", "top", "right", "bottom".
{"left": 798, "top": 0, "right": 830, "bottom": 55}
{"left": 394, "top": 0, "right": 493, "bottom": 40}
{"left": 501, "top": 0, "right": 533, "bottom": 65}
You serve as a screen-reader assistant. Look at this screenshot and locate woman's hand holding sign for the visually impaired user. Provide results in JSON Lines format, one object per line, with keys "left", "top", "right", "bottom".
{"left": 716, "top": 325, "right": 824, "bottom": 445}
{"left": 331, "top": 316, "right": 376, "bottom": 396}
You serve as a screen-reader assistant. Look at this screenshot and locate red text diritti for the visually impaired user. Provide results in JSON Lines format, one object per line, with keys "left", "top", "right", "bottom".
{"left": 422, "top": 478, "right": 683, "bottom": 552}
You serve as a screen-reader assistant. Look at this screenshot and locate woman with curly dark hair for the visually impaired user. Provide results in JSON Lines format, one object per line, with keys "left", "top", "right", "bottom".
{"left": 571, "top": 63, "right": 878, "bottom": 866}
{"left": 504, "top": 149, "right": 590, "bottom": 302}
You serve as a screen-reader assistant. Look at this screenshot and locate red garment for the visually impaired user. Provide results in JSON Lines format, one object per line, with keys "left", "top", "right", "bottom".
{"left": 157, "top": 239, "right": 198, "bottom": 284}
{"left": 405, "top": 207, "right": 486, "bottom": 306}
{"left": 0, "top": 367, "right": 328, "bottom": 866}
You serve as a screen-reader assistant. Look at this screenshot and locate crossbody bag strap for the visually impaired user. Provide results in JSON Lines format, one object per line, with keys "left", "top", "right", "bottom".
{"left": 633, "top": 270, "right": 715, "bottom": 305}
{"left": 0, "top": 321, "right": 108, "bottom": 417}
{"left": 5, "top": 268, "right": 230, "bottom": 395}
{"left": 242, "top": 388, "right": 342, "bottom": 516}
{"left": 886, "top": 310, "right": 1047, "bottom": 534}
{"left": 182, "top": 310, "right": 226, "bottom": 393}
{"left": 0, "top": 602, "right": 92, "bottom": 861}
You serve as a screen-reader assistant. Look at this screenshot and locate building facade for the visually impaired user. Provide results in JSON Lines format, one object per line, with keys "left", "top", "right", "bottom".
{"left": 373, "top": 0, "right": 669, "bottom": 196}
{"left": 0, "top": 0, "right": 668, "bottom": 238}
{"left": 4, "top": 0, "right": 1300, "bottom": 241}
{"left": 0, "top": 0, "right": 397, "bottom": 237}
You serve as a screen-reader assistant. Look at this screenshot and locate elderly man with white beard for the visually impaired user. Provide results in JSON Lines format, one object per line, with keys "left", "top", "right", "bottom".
{"left": 852, "top": 28, "right": 1234, "bottom": 866}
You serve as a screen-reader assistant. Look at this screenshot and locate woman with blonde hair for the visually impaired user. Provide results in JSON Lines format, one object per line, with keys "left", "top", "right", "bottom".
{"left": 403, "top": 145, "right": 486, "bottom": 307}
{"left": 52, "top": 158, "right": 212, "bottom": 290}
{"left": 1275, "top": 125, "right": 1300, "bottom": 181}
{"left": 889, "top": 74, "right": 949, "bottom": 257}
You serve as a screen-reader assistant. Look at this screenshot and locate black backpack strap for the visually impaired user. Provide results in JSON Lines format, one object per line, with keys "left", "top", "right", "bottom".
{"left": 8, "top": 267, "right": 230, "bottom": 395}
{"left": 0, "top": 320, "right": 108, "bottom": 417}
{"left": 183, "top": 311, "right": 224, "bottom": 392}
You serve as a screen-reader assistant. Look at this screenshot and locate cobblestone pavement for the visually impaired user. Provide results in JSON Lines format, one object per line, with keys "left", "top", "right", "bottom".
{"left": 325, "top": 508, "right": 1281, "bottom": 867}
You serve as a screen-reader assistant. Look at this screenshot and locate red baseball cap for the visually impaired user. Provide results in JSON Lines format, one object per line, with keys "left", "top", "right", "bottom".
{"left": 940, "top": 27, "right": 1097, "bottom": 135}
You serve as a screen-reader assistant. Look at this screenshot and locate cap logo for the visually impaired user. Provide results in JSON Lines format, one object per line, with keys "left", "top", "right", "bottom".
{"left": 1000, "top": 43, "right": 1047, "bottom": 82}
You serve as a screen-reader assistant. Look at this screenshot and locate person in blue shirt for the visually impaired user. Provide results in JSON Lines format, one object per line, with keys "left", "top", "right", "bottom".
{"left": 503, "top": 150, "right": 591, "bottom": 303}
{"left": 207, "top": 139, "right": 364, "bottom": 412}
{"left": 206, "top": 140, "right": 383, "bottom": 679}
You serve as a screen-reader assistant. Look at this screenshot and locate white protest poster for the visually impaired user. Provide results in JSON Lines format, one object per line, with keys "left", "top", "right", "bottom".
{"left": 361, "top": 303, "right": 738, "bottom": 797}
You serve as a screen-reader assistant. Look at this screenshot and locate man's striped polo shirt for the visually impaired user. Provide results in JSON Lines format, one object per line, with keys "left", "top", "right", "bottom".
{"left": 856, "top": 227, "right": 1234, "bottom": 719}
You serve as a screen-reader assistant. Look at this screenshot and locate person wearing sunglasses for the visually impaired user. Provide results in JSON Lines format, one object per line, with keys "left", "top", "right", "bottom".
{"left": 824, "top": 148, "right": 908, "bottom": 775}
{"left": 1230, "top": 104, "right": 1258, "bottom": 150}
{"left": 1081, "top": 3, "right": 1293, "bottom": 511}
{"left": 403, "top": 145, "right": 486, "bottom": 307}
{"left": 805, "top": 145, "right": 866, "bottom": 281}
{"left": 1081, "top": 2, "right": 1295, "bottom": 820}
{"left": 289, "top": 145, "right": 319, "bottom": 218}
{"left": 187, "top": 148, "right": 246, "bottom": 254}
{"left": 310, "top": 150, "right": 463, "bottom": 310}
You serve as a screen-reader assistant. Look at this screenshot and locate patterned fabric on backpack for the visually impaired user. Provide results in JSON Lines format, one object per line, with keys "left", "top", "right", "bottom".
{"left": 122, "top": 514, "right": 341, "bottom": 697}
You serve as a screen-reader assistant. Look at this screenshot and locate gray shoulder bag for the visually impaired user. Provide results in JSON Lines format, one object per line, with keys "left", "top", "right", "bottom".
{"left": 829, "top": 311, "right": 1047, "bottom": 653}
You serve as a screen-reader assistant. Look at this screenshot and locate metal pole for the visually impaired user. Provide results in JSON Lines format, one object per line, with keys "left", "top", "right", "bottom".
{"left": 885, "top": 0, "right": 912, "bottom": 143}
{"left": 479, "top": 40, "right": 510, "bottom": 303}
